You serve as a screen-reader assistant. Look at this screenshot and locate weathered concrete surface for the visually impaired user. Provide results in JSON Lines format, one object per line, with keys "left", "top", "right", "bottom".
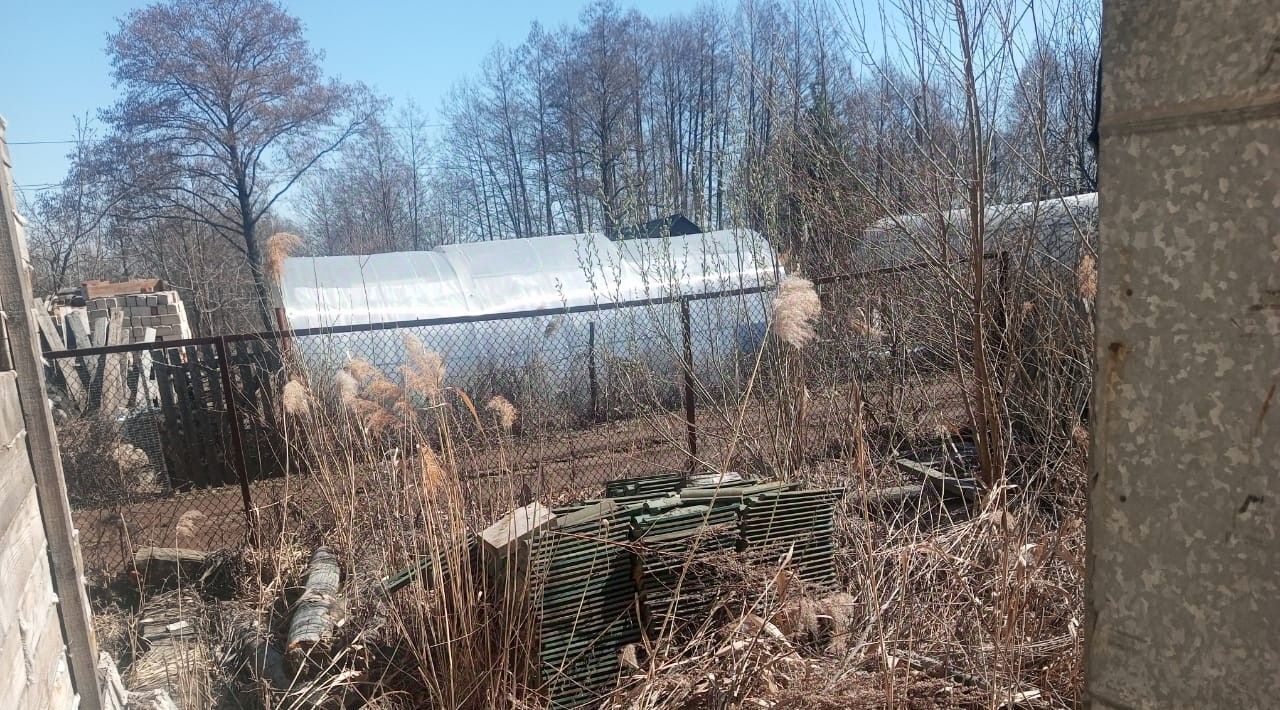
{"left": 1087, "top": 2, "right": 1280, "bottom": 708}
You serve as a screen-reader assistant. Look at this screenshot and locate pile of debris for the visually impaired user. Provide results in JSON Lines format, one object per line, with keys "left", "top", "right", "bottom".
{"left": 43, "top": 278, "right": 192, "bottom": 349}
{"left": 390, "top": 472, "right": 844, "bottom": 708}
{"left": 37, "top": 279, "right": 193, "bottom": 421}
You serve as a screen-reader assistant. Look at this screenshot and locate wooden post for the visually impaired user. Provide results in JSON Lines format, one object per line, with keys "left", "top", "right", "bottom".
{"left": 0, "top": 120, "right": 103, "bottom": 708}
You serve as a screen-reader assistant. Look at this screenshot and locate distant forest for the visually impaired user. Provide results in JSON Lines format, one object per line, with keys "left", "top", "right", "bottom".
{"left": 24, "top": 0, "right": 1098, "bottom": 333}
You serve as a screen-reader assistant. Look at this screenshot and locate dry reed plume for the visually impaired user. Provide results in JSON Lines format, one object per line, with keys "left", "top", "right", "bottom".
{"left": 1076, "top": 253, "right": 1097, "bottom": 301}
{"left": 174, "top": 509, "right": 206, "bottom": 540}
{"left": 264, "top": 231, "right": 304, "bottom": 283}
{"left": 344, "top": 357, "right": 382, "bottom": 384}
{"left": 282, "top": 379, "right": 312, "bottom": 417}
{"left": 335, "top": 370, "right": 358, "bottom": 406}
{"left": 402, "top": 334, "right": 446, "bottom": 401}
{"left": 485, "top": 395, "right": 518, "bottom": 432}
{"left": 771, "top": 275, "right": 821, "bottom": 348}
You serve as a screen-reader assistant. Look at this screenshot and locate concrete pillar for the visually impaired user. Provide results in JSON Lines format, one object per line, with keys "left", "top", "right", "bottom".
{"left": 1086, "top": 2, "right": 1280, "bottom": 708}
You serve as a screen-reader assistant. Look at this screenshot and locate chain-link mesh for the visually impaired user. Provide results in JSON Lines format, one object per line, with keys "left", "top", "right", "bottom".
{"left": 46, "top": 345, "right": 253, "bottom": 576}
{"left": 42, "top": 252, "right": 1074, "bottom": 575}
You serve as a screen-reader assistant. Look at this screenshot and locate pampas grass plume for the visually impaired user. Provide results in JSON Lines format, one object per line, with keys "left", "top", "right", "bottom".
{"left": 402, "top": 334, "right": 446, "bottom": 401}
{"left": 344, "top": 357, "right": 382, "bottom": 384}
{"left": 485, "top": 395, "right": 518, "bottom": 432}
{"left": 283, "top": 379, "right": 312, "bottom": 417}
{"left": 771, "top": 275, "right": 821, "bottom": 348}
{"left": 175, "top": 509, "right": 207, "bottom": 539}
{"left": 336, "top": 370, "right": 359, "bottom": 407}
{"left": 1077, "top": 253, "right": 1097, "bottom": 301}
{"left": 264, "top": 232, "right": 303, "bottom": 283}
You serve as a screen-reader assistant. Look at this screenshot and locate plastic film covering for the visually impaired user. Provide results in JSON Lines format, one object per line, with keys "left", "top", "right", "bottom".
{"left": 281, "top": 229, "right": 778, "bottom": 328}
{"left": 278, "top": 229, "right": 780, "bottom": 385}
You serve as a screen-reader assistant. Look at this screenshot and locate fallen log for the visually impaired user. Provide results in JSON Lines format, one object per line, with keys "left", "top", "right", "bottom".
{"left": 287, "top": 547, "right": 341, "bottom": 657}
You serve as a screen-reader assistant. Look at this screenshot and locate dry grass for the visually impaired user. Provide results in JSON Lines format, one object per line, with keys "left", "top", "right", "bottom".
{"left": 85, "top": 252, "right": 1090, "bottom": 709}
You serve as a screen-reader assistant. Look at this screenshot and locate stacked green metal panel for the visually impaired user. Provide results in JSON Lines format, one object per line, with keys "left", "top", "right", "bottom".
{"left": 739, "top": 488, "right": 844, "bottom": 589}
{"left": 603, "top": 472, "right": 685, "bottom": 499}
{"left": 632, "top": 501, "right": 741, "bottom": 636}
{"left": 531, "top": 503, "right": 642, "bottom": 708}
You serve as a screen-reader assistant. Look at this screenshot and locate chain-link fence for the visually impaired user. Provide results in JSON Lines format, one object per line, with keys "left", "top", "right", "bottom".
{"left": 43, "top": 254, "right": 1035, "bottom": 574}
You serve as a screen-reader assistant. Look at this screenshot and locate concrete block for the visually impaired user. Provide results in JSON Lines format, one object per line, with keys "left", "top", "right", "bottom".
{"left": 150, "top": 307, "right": 159, "bottom": 315}
{"left": 155, "top": 292, "right": 171, "bottom": 306}
{"left": 158, "top": 314, "right": 180, "bottom": 326}
{"left": 145, "top": 295, "right": 158, "bottom": 307}
{"left": 154, "top": 326, "right": 173, "bottom": 337}
{"left": 481, "top": 502, "right": 556, "bottom": 554}
{"left": 89, "top": 309, "right": 108, "bottom": 321}
{"left": 131, "top": 327, "right": 144, "bottom": 340}
{"left": 144, "top": 316, "right": 159, "bottom": 327}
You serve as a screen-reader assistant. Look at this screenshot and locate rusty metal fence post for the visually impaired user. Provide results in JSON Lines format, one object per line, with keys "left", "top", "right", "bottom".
{"left": 214, "top": 335, "right": 257, "bottom": 542}
{"left": 587, "top": 320, "right": 598, "bottom": 422}
{"left": 680, "top": 297, "right": 697, "bottom": 474}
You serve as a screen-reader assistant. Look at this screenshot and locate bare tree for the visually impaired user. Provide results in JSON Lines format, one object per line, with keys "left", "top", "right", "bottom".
{"left": 25, "top": 118, "right": 122, "bottom": 295}
{"left": 100, "top": 0, "right": 374, "bottom": 325}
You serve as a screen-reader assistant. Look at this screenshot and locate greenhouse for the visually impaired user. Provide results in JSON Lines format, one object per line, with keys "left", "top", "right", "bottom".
{"left": 278, "top": 229, "right": 782, "bottom": 394}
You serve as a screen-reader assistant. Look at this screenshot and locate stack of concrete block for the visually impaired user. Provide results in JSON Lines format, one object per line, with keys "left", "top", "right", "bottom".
{"left": 86, "top": 290, "right": 191, "bottom": 343}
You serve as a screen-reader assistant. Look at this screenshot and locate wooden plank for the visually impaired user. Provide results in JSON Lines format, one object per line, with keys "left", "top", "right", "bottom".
{"left": 133, "top": 547, "right": 209, "bottom": 589}
{"left": 0, "top": 118, "right": 103, "bottom": 710}
{"left": 197, "top": 343, "right": 234, "bottom": 487}
{"left": 189, "top": 346, "right": 226, "bottom": 487}
{"left": 35, "top": 305, "right": 86, "bottom": 411}
{"left": 164, "top": 348, "right": 206, "bottom": 489}
{"left": 102, "top": 309, "right": 128, "bottom": 410}
{"left": 151, "top": 349, "right": 186, "bottom": 490}
{"left": 90, "top": 317, "right": 108, "bottom": 347}
{"left": 189, "top": 345, "right": 226, "bottom": 486}
{"left": 62, "top": 311, "right": 92, "bottom": 408}
{"left": 894, "top": 458, "right": 980, "bottom": 502}
{"left": 0, "top": 480, "right": 44, "bottom": 629}
{"left": 82, "top": 278, "right": 162, "bottom": 299}
{"left": 0, "top": 374, "right": 37, "bottom": 538}
{"left": 0, "top": 434, "right": 35, "bottom": 536}
{"left": 33, "top": 301, "right": 65, "bottom": 350}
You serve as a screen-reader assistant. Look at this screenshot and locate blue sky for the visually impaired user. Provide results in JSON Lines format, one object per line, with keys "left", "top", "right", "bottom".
{"left": 1, "top": 0, "right": 694, "bottom": 195}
